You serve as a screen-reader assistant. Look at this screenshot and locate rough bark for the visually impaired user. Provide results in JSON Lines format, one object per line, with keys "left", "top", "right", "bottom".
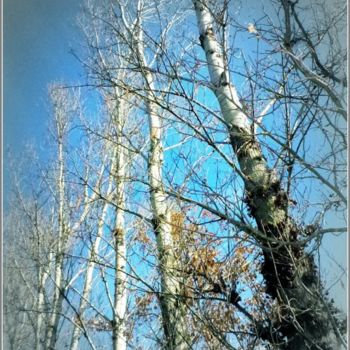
{"left": 193, "top": 1, "right": 345, "bottom": 349}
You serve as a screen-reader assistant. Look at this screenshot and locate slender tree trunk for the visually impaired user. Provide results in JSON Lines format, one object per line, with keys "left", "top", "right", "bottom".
{"left": 36, "top": 252, "right": 53, "bottom": 350}
{"left": 147, "top": 78, "right": 188, "bottom": 350}
{"left": 46, "top": 115, "right": 67, "bottom": 350}
{"left": 111, "top": 97, "right": 128, "bottom": 350}
{"left": 108, "top": 3, "right": 189, "bottom": 344}
{"left": 112, "top": 205, "right": 127, "bottom": 350}
{"left": 70, "top": 95, "right": 129, "bottom": 350}
{"left": 134, "top": 22, "right": 188, "bottom": 350}
{"left": 193, "top": 1, "right": 343, "bottom": 349}
{"left": 69, "top": 177, "right": 114, "bottom": 350}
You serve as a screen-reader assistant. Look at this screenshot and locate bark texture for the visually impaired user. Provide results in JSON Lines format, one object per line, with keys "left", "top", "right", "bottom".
{"left": 193, "top": 1, "right": 344, "bottom": 349}
{"left": 36, "top": 253, "right": 52, "bottom": 350}
{"left": 135, "top": 20, "right": 189, "bottom": 350}
{"left": 45, "top": 116, "right": 67, "bottom": 350}
{"left": 145, "top": 58, "right": 189, "bottom": 350}
{"left": 112, "top": 97, "right": 128, "bottom": 350}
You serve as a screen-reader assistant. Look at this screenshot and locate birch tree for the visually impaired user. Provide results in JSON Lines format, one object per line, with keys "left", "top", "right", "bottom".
{"left": 78, "top": 1, "right": 190, "bottom": 347}
{"left": 191, "top": 0, "right": 346, "bottom": 348}
{"left": 109, "top": 92, "right": 129, "bottom": 350}
{"left": 129, "top": 10, "right": 189, "bottom": 350}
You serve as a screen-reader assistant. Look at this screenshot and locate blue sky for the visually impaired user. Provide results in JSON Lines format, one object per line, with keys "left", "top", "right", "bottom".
{"left": 4, "top": 0, "right": 83, "bottom": 201}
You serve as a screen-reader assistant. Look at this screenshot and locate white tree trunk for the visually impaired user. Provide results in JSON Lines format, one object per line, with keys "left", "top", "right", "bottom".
{"left": 135, "top": 21, "right": 188, "bottom": 350}
{"left": 194, "top": 1, "right": 249, "bottom": 131}
{"left": 46, "top": 130, "right": 66, "bottom": 350}
{"left": 112, "top": 208, "right": 127, "bottom": 350}
{"left": 36, "top": 252, "right": 53, "bottom": 350}
{"left": 192, "top": 0, "right": 283, "bottom": 220}
{"left": 111, "top": 98, "right": 128, "bottom": 350}
{"left": 147, "top": 78, "right": 188, "bottom": 350}
{"left": 70, "top": 95, "right": 129, "bottom": 350}
{"left": 193, "top": 1, "right": 343, "bottom": 349}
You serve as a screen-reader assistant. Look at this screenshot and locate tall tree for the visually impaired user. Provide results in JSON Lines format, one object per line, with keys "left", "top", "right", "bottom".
{"left": 192, "top": 0, "right": 346, "bottom": 348}
{"left": 117, "top": 2, "right": 189, "bottom": 347}
{"left": 45, "top": 87, "right": 72, "bottom": 350}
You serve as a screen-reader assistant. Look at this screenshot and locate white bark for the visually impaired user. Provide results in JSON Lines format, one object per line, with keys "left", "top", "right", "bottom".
{"left": 36, "top": 252, "right": 53, "bottom": 350}
{"left": 46, "top": 129, "right": 66, "bottom": 350}
{"left": 112, "top": 97, "right": 128, "bottom": 350}
{"left": 134, "top": 16, "right": 188, "bottom": 350}
{"left": 70, "top": 94, "right": 129, "bottom": 350}
{"left": 193, "top": 0, "right": 282, "bottom": 223}
{"left": 194, "top": 0, "right": 249, "bottom": 130}
{"left": 147, "top": 75, "right": 188, "bottom": 350}
{"left": 193, "top": 1, "right": 280, "bottom": 222}
{"left": 193, "top": 2, "right": 344, "bottom": 349}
